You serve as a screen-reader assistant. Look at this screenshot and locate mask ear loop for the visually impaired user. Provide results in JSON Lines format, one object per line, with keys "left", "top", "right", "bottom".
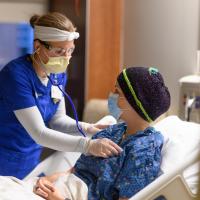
{"left": 34, "top": 41, "right": 51, "bottom": 66}
{"left": 31, "top": 47, "right": 40, "bottom": 60}
{"left": 37, "top": 47, "right": 50, "bottom": 66}
{"left": 31, "top": 47, "right": 51, "bottom": 77}
{"left": 31, "top": 48, "right": 41, "bottom": 67}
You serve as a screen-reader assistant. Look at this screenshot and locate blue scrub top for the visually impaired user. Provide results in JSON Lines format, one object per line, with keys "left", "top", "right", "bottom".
{"left": 0, "top": 55, "right": 66, "bottom": 179}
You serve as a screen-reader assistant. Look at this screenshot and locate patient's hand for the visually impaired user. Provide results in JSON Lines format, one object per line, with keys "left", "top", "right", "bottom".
{"left": 34, "top": 169, "right": 73, "bottom": 199}
{"left": 46, "top": 188, "right": 64, "bottom": 200}
{"left": 34, "top": 178, "right": 64, "bottom": 200}
{"left": 34, "top": 178, "right": 54, "bottom": 198}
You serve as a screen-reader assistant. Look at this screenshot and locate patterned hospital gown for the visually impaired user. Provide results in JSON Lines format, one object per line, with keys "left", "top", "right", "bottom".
{"left": 74, "top": 122, "right": 163, "bottom": 200}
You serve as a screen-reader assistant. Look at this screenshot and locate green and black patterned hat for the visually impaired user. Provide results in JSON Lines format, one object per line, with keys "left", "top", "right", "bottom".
{"left": 117, "top": 66, "right": 171, "bottom": 122}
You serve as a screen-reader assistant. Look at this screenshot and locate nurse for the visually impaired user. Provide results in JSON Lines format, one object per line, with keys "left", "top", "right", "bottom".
{"left": 0, "top": 12, "right": 122, "bottom": 179}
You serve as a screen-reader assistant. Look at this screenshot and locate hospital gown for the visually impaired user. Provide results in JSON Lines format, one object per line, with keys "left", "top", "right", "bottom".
{"left": 74, "top": 122, "right": 163, "bottom": 200}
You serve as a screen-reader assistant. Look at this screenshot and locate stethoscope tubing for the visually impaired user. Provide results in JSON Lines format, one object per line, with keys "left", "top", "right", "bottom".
{"left": 47, "top": 75, "right": 87, "bottom": 137}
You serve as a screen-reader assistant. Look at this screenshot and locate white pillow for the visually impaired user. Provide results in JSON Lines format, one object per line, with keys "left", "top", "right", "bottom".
{"left": 154, "top": 115, "right": 200, "bottom": 194}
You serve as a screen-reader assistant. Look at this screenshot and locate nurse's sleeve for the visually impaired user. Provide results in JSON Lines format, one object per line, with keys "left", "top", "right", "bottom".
{"left": 14, "top": 106, "right": 89, "bottom": 153}
{"left": 48, "top": 97, "right": 93, "bottom": 135}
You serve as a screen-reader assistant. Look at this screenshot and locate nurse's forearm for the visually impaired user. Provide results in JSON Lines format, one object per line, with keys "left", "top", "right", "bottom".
{"left": 48, "top": 97, "right": 88, "bottom": 135}
{"left": 49, "top": 113, "right": 86, "bottom": 136}
{"left": 14, "top": 106, "right": 89, "bottom": 153}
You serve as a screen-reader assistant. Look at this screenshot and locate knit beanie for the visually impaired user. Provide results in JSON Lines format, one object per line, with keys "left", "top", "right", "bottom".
{"left": 117, "top": 67, "right": 171, "bottom": 122}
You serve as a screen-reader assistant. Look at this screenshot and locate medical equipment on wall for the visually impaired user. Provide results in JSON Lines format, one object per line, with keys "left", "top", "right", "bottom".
{"left": 179, "top": 74, "right": 200, "bottom": 123}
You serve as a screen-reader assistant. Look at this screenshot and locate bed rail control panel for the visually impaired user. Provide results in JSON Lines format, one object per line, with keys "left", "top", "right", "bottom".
{"left": 179, "top": 75, "right": 200, "bottom": 123}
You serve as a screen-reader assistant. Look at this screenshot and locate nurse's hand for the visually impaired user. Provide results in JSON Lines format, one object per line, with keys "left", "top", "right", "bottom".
{"left": 85, "top": 138, "right": 123, "bottom": 158}
{"left": 82, "top": 115, "right": 117, "bottom": 135}
{"left": 81, "top": 122, "right": 102, "bottom": 135}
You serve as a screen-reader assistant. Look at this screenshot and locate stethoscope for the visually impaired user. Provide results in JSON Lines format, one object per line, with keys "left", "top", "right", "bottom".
{"left": 47, "top": 74, "right": 87, "bottom": 137}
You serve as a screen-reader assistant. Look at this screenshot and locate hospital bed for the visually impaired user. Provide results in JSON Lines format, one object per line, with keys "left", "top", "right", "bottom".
{"left": 24, "top": 115, "right": 200, "bottom": 200}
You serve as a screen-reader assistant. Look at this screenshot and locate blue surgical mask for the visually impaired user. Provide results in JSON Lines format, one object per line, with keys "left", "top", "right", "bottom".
{"left": 108, "top": 93, "right": 122, "bottom": 120}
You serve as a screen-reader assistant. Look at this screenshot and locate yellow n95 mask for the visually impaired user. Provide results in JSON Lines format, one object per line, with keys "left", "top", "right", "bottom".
{"left": 41, "top": 56, "right": 71, "bottom": 74}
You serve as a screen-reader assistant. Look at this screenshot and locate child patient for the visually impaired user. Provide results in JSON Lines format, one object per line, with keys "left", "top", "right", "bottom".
{"left": 34, "top": 67, "right": 171, "bottom": 200}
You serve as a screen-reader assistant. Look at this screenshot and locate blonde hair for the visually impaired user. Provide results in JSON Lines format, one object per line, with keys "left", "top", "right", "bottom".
{"left": 30, "top": 12, "right": 76, "bottom": 32}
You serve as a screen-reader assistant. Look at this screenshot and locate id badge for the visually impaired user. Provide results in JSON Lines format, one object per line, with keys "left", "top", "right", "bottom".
{"left": 51, "top": 85, "right": 63, "bottom": 103}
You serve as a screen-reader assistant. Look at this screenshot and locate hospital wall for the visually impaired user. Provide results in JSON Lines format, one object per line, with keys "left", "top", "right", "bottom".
{"left": 122, "top": 0, "right": 200, "bottom": 115}
{"left": 0, "top": 0, "right": 48, "bottom": 70}
{"left": 0, "top": 0, "right": 47, "bottom": 23}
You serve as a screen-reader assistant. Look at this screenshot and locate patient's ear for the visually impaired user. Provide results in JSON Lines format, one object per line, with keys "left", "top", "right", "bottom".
{"left": 115, "top": 84, "right": 124, "bottom": 96}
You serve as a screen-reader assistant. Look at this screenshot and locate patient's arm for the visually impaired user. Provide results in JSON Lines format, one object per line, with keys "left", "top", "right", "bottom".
{"left": 119, "top": 198, "right": 128, "bottom": 200}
